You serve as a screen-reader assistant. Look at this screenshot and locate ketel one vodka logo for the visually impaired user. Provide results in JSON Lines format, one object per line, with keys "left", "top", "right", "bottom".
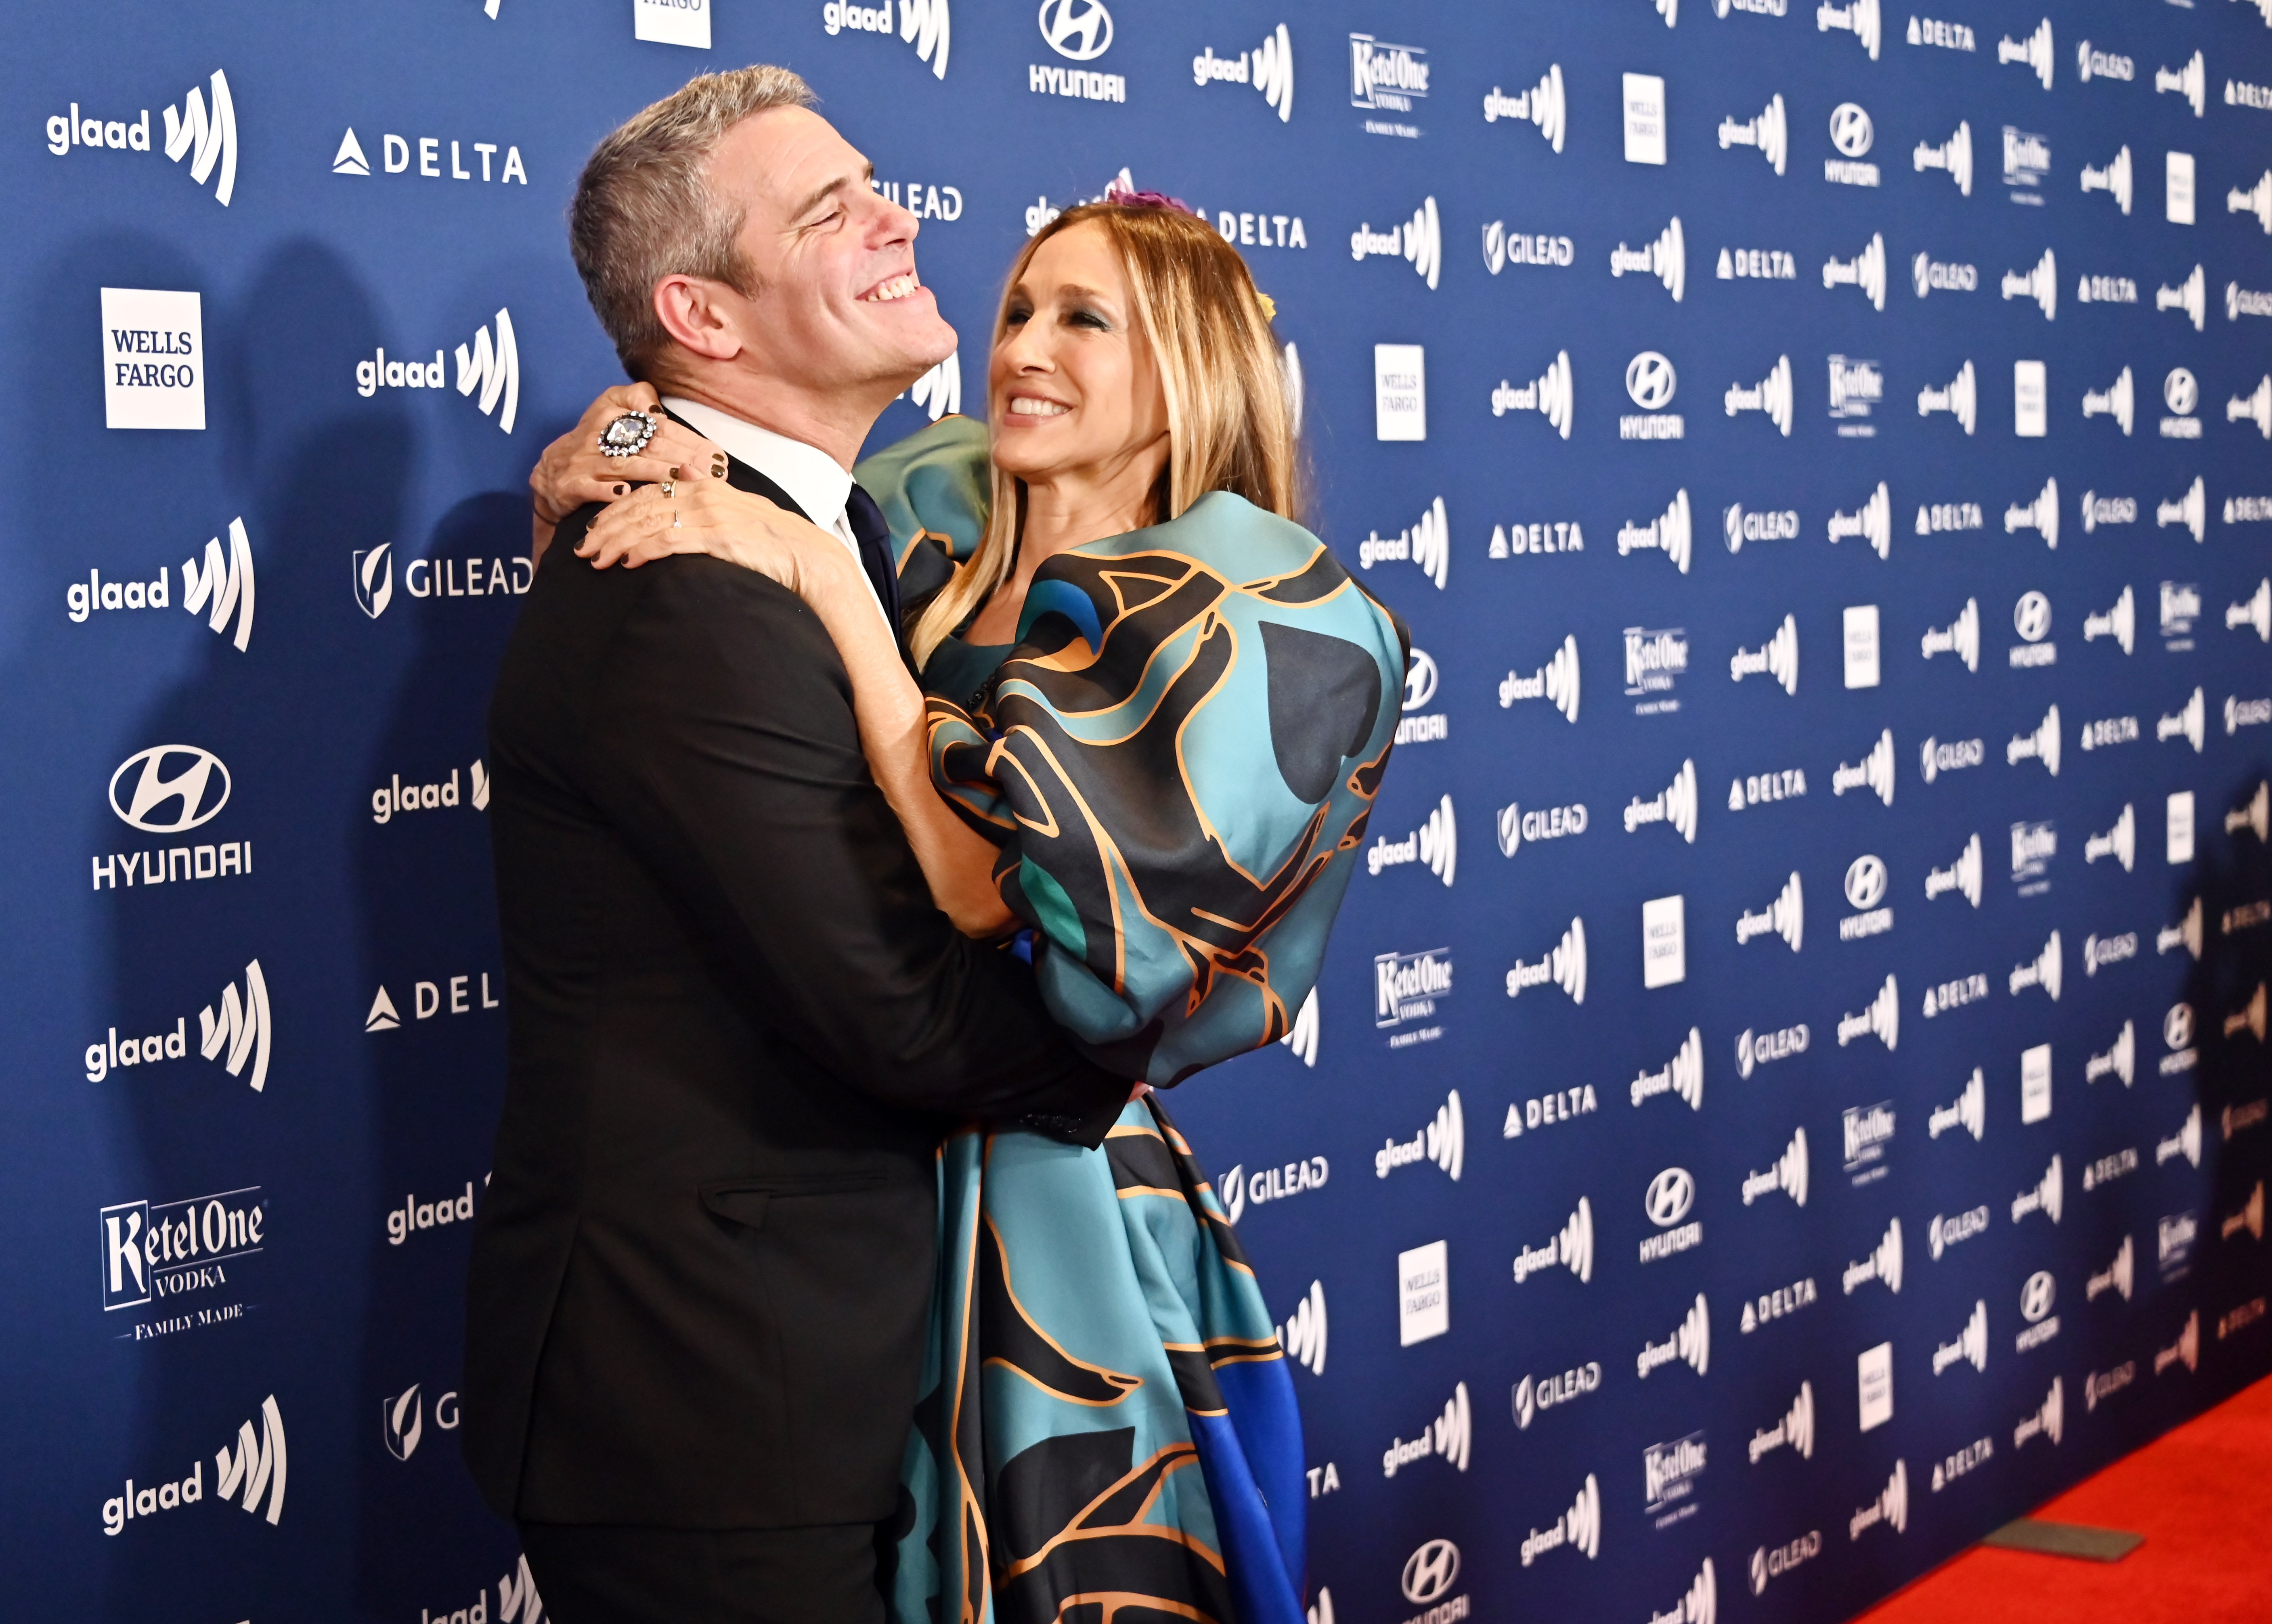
{"left": 101, "top": 1395, "right": 286, "bottom": 1537}
{"left": 1376, "top": 1089, "right": 1463, "bottom": 1180}
{"left": 86, "top": 959, "right": 272, "bottom": 1091}
{"left": 1643, "top": 1431, "right": 1706, "bottom": 1519}
{"left": 354, "top": 308, "right": 518, "bottom": 433}
{"left": 101, "top": 1184, "right": 266, "bottom": 1312}
{"left": 1375, "top": 948, "right": 1450, "bottom": 1028}
{"left": 49, "top": 70, "right": 239, "bottom": 206}
{"left": 1381, "top": 1381, "right": 1471, "bottom": 1477}
{"left": 1350, "top": 34, "right": 1429, "bottom": 113}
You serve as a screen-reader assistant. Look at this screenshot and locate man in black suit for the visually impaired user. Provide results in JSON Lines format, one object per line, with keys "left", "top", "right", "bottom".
{"left": 463, "top": 67, "right": 1126, "bottom": 1624}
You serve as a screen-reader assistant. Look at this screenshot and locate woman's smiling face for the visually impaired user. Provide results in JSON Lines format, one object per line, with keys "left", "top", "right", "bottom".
{"left": 988, "top": 221, "right": 1170, "bottom": 490}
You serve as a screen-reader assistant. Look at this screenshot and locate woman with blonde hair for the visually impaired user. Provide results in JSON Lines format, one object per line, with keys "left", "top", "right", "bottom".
{"left": 534, "top": 185, "right": 1405, "bottom": 1624}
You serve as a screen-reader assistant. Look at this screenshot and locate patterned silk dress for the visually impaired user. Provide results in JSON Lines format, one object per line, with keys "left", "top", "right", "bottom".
{"left": 855, "top": 419, "right": 1406, "bottom": 1624}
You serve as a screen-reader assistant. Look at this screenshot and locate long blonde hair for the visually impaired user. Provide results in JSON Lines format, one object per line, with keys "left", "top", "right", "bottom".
{"left": 908, "top": 201, "right": 1299, "bottom": 669}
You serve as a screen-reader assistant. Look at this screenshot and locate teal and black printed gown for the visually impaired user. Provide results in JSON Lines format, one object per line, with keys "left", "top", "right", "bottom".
{"left": 853, "top": 418, "right": 1407, "bottom": 1624}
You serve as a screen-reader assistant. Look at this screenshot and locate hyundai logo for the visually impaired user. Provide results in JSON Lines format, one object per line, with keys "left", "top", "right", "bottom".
{"left": 1645, "top": 1166, "right": 1696, "bottom": 1226}
{"left": 1402, "top": 1537, "right": 1461, "bottom": 1604}
{"left": 1844, "top": 854, "right": 1888, "bottom": 910}
{"left": 2020, "top": 1269, "right": 2056, "bottom": 1322}
{"left": 2165, "top": 366, "right": 2199, "bottom": 416}
{"left": 109, "top": 745, "right": 231, "bottom": 834}
{"left": 1038, "top": 0, "right": 1113, "bottom": 59}
{"left": 1626, "top": 350, "right": 1677, "bottom": 410}
{"left": 1829, "top": 102, "right": 1874, "bottom": 157}
{"left": 1405, "top": 647, "right": 1440, "bottom": 710}
{"left": 2013, "top": 591, "right": 2052, "bottom": 642}
{"left": 2166, "top": 1002, "right": 2194, "bottom": 1050}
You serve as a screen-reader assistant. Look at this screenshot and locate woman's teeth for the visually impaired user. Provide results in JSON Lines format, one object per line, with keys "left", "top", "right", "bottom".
{"left": 865, "top": 273, "right": 919, "bottom": 302}
{"left": 1009, "top": 398, "right": 1069, "bottom": 417}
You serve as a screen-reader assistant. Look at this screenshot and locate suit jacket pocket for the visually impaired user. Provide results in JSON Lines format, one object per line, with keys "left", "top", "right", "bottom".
{"left": 698, "top": 1170, "right": 891, "bottom": 1231}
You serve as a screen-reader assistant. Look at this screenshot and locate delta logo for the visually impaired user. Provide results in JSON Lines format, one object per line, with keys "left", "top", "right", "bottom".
{"left": 331, "top": 128, "right": 528, "bottom": 185}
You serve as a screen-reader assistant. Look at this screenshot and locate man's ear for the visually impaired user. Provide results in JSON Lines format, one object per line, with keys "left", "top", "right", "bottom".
{"left": 653, "top": 274, "right": 746, "bottom": 364}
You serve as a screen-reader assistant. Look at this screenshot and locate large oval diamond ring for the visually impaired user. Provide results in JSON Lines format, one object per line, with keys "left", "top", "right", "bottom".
{"left": 597, "top": 410, "right": 658, "bottom": 459}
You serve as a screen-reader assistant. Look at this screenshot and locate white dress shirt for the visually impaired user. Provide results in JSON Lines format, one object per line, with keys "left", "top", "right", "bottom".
{"left": 660, "top": 395, "right": 893, "bottom": 629}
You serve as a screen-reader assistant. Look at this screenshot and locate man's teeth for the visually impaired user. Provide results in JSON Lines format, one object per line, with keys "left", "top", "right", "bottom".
{"left": 1010, "top": 398, "right": 1069, "bottom": 417}
{"left": 865, "top": 273, "right": 918, "bottom": 302}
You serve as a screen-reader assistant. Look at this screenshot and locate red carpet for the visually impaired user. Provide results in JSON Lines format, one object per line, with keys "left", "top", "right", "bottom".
{"left": 1856, "top": 1375, "right": 2272, "bottom": 1624}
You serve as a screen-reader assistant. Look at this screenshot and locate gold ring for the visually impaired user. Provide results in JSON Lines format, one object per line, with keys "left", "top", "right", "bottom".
{"left": 659, "top": 479, "right": 675, "bottom": 499}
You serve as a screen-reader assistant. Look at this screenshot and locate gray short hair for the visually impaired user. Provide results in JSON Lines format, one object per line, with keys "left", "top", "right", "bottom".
{"left": 570, "top": 65, "right": 816, "bottom": 377}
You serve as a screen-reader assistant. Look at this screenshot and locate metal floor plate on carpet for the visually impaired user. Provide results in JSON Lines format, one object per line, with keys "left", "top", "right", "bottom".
{"left": 1980, "top": 1518, "right": 2145, "bottom": 1563}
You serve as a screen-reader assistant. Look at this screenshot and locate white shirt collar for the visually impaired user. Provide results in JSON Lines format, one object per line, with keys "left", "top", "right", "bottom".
{"left": 659, "top": 396, "right": 853, "bottom": 533}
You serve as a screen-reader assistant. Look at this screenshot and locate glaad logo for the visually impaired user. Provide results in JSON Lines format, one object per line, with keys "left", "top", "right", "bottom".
{"left": 1653, "top": 1559, "right": 1717, "bottom": 1624}
{"left": 1741, "top": 1126, "right": 1810, "bottom": 1207}
{"left": 1349, "top": 197, "right": 1440, "bottom": 288}
{"left": 1277, "top": 1280, "right": 1327, "bottom": 1374}
{"left": 1491, "top": 349, "right": 1574, "bottom": 437}
{"left": 1612, "top": 216, "right": 1686, "bottom": 301}
{"left": 356, "top": 308, "right": 518, "bottom": 433}
{"left": 1382, "top": 1381, "right": 1470, "bottom": 1477}
{"left": 2156, "top": 1311, "right": 2200, "bottom": 1375}
{"left": 331, "top": 128, "right": 529, "bottom": 184}
{"left": 1925, "top": 832, "right": 1983, "bottom": 906}
{"left": 1505, "top": 917, "right": 1586, "bottom": 1003}
{"left": 822, "top": 0, "right": 950, "bottom": 78}
{"left": 1736, "top": 871, "right": 1803, "bottom": 950}
{"left": 1367, "top": 793, "right": 1455, "bottom": 883}
{"left": 374, "top": 761, "right": 489, "bottom": 822}
{"left": 1503, "top": 633, "right": 1582, "bottom": 719}
{"left": 1915, "top": 121, "right": 1974, "bottom": 194}
{"left": 2013, "top": 1153, "right": 2065, "bottom": 1224}
{"left": 1194, "top": 25, "right": 1291, "bottom": 121}
{"left": 67, "top": 518, "right": 257, "bottom": 652}
{"left": 1632, "top": 1028, "right": 1704, "bottom": 1110}
{"left": 1279, "top": 984, "right": 1318, "bottom": 1070}
{"left": 1834, "top": 729, "right": 1896, "bottom": 806}
{"left": 1719, "top": 92, "right": 1788, "bottom": 174}
{"left": 87, "top": 69, "right": 241, "bottom": 207}
{"left": 1619, "top": 490, "right": 1691, "bottom": 573}
{"left": 1402, "top": 1538, "right": 1459, "bottom": 1605}
{"left": 1513, "top": 1358, "right": 1602, "bottom": 1427}
{"left": 904, "top": 351, "right": 960, "bottom": 420}
{"left": 1483, "top": 65, "right": 1566, "bottom": 151}
{"left": 381, "top": 1383, "right": 461, "bottom": 1461}
{"left": 1376, "top": 1089, "right": 1463, "bottom": 1180}
{"left": 1850, "top": 1459, "right": 1909, "bottom": 1540}
{"left": 1934, "top": 1300, "right": 1989, "bottom": 1374}
{"left": 101, "top": 1395, "right": 285, "bottom": 1537}
{"left": 1729, "top": 614, "right": 1799, "bottom": 695}
{"left": 2013, "top": 1377, "right": 2065, "bottom": 1449}
{"left": 1637, "top": 1293, "right": 1710, "bottom": 1378}
{"left": 1355, "top": 496, "right": 1447, "bottom": 587}
{"left": 387, "top": 1181, "right": 478, "bottom": 1245}
{"left": 1644, "top": 1431, "right": 1707, "bottom": 1519}
{"left": 1751, "top": 1381, "right": 1815, "bottom": 1462}
{"left": 1838, "top": 973, "right": 1900, "bottom": 1048}
{"left": 1750, "top": 1532, "right": 1821, "bottom": 1595}
{"left": 84, "top": 958, "right": 272, "bottom": 1090}
{"left": 102, "top": 1182, "right": 267, "bottom": 1313}
{"left": 1511, "top": 1197, "right": 1594, "bottom": 1284}
{"left": 1844, "top": 1217, "right": 1899, "bottom": 1299}
{"left": 1521, "top": 1474, "right": 1602, "bottom": 1566}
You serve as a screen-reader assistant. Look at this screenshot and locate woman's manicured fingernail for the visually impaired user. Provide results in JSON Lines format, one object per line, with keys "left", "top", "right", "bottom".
{"left": 613, "top": 484, "right": 627, "bottom": 496}
{"left": 668, "top": 465, "right": 682, "bottom": 480}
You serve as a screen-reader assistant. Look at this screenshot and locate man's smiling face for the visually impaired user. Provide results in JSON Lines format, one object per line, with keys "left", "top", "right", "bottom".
{"left": 710, "top": 105, "right": 956, "bottom": 397}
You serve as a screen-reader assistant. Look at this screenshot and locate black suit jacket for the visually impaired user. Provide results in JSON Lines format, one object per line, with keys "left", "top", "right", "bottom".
{"left": 463, "top": 458, "right": 1125, "bottom": 1528}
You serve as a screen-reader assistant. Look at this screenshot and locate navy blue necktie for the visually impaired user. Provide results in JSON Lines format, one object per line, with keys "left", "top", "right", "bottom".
{"left": 843, "top": 483, "right": 903, "bottom": 633}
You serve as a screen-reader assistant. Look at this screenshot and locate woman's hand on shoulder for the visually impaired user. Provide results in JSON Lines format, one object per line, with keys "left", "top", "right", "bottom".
{"left": 576, "top": 478, "right": 859, "bottom": 603}
{"left": 530, "top": 383, "right": 726, "bottom": 563}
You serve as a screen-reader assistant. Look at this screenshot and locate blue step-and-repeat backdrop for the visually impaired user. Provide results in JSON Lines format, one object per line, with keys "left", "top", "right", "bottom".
{"left": 5, "top": 1, "right": 2271, "bottom": 1620}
